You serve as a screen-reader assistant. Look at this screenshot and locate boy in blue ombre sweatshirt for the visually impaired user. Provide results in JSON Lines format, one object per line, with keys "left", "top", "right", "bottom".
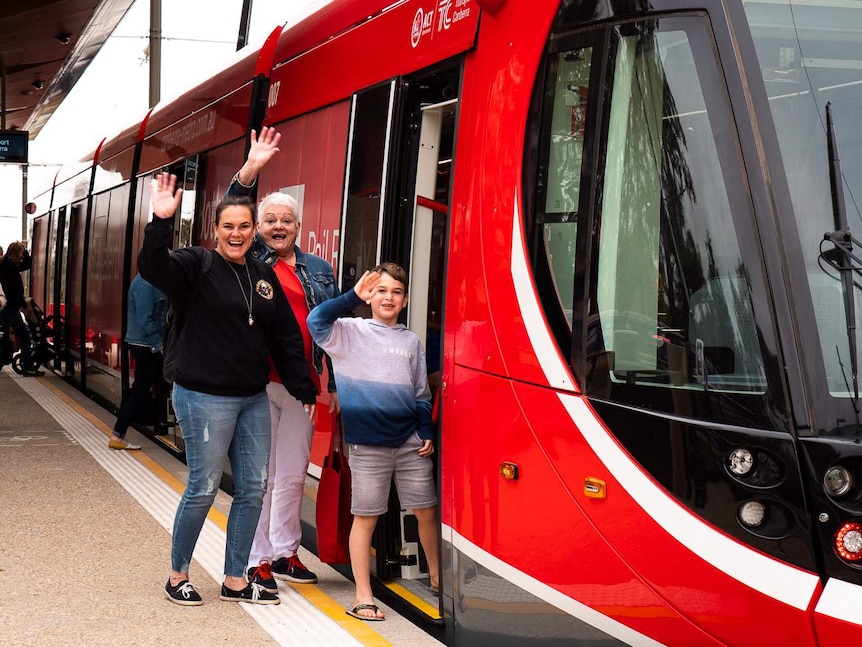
{"left": 307, "top": 262, "right": 438, "bottom": 621}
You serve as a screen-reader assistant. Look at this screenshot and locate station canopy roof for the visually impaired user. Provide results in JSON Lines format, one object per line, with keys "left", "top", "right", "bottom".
{"left": 0, "top": 0, "right": 134, "bottom": 138}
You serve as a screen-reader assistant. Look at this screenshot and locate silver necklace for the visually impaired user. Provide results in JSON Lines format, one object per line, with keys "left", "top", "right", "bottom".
{"left": 229, "top": 261, "right": 255, "bottom": 326}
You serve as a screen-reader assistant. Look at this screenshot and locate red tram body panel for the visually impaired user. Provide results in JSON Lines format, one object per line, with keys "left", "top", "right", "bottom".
{"left": 266, "top": 0, "right": 479, "bottom": 124}
{"left": 138, "top": 84, "right": 253, "bottom": 176}
{"left": 26, "top": 1, "right": 862, "bottom": 644}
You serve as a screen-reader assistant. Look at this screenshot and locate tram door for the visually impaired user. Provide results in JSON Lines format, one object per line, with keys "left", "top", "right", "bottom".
{"left": 46, "top": 205, "right": 68, "bottom": 374}
{"left": 65, "top": 202, "right": 87, "bottom": 382}
{"left": 339, "top": 66, "right": 459, "bottom": 603}
{"left": 155, "top": 157, "right": 198, "bottom": 453}
{"left": 377, "top": 94, "right": 454, "bottom": 593}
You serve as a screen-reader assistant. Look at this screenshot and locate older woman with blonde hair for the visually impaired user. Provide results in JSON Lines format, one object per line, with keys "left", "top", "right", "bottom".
{"left": 225, "top": 126, "right": 340, "bottom": 589}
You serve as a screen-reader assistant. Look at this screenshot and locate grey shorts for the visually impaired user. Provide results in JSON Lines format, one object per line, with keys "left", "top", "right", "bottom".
{"left": 348, "top": 432, "right": 438, "bottom": 516}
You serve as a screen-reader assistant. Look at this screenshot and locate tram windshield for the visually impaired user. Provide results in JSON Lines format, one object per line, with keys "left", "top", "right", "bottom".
{"left": 532, "top": 13, "right": 785, "bottom": 429}
{"left": 744, "top": 1, "right": 862, "bottom": 400}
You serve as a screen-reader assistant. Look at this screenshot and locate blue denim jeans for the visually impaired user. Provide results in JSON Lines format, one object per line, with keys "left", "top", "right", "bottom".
{"left": 170, "top": 384, "right": 271, "bottom": 577}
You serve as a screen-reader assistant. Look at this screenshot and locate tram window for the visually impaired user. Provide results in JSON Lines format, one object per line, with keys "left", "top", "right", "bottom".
{"left": 743, "top": 1, "right": 862, "bottom": 398}
{"left": 169, "top": 157, "right": 197, "bottom": 249}
{"left": 588, "top": 21, "right": 767, "bottom": 399}
{"left": 545, "top": 47, "right": 591, "bottom": 216}
{"left": 341, "top": 82, "right": 394, "bottom": 297}
{"left": 534, "top": 46, "right": 594, "bottom": 331}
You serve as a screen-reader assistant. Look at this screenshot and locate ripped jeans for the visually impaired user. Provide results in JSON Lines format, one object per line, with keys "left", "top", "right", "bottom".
{"left": 170, "top": 384, "right": 271, "bottom": 577}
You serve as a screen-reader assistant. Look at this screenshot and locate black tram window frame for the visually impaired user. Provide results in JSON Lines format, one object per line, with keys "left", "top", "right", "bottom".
{"left": 526, "top": 11, "right": 791, "bottom": 432}
{"left": 341, "top": 80, "right": 396, "bottom": 297}
{"left": 525, "top": 26, "right": 608, "bottom": 385}
{"left": 166, "top": 156, "right": 198, "bottom": 250}
{"left": 593, "top": 14, "right": 786, "bottom": 429}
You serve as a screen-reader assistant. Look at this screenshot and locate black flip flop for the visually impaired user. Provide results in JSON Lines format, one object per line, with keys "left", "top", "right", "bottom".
{"left": 346, "top": 603, "right": 385, "bottom": 621}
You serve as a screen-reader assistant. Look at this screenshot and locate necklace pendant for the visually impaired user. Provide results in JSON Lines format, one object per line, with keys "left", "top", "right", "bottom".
{"left": 248, "top": 315, "right": 255, "bottom": 327}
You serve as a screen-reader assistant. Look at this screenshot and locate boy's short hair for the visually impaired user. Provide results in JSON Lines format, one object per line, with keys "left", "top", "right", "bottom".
{"left": 372, "top": 262, "right": 408, "bottom": 293}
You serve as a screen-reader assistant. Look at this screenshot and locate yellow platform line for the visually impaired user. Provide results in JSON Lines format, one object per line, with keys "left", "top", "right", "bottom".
{"left": 288, "top": 581, "right": 393, "bottom": 645}
{"left": 382, "top": 580, "right": 441, "bottom": 619}
{"left": 41, "top": 378, "right": 393, "bottom": 646}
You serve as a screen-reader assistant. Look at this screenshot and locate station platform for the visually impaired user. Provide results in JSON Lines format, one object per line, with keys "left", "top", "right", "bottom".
{"left": 0, "top": 366, "right": 444, "bottom": 647}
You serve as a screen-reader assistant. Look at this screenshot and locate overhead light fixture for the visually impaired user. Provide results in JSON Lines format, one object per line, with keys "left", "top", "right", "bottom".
{"left": 55, "top": 32, "right": 72, "bottom": 45}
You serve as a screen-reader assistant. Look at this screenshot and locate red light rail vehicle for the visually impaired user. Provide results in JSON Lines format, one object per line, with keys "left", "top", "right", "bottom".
{"left": 28, "top": 1, "right": 862, "bottom": 644}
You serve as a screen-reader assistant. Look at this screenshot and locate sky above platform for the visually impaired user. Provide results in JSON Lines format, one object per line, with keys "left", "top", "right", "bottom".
{"left": 0, "top": 0, "right": 333, "bottom": 247}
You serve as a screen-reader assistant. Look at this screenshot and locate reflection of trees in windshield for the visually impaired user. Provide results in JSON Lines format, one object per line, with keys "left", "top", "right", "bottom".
{"left": 658, "top": 59, "right": 700, "bottom": 340}
{"left": 594, "top": 24, "right": 706, "bottom": 346}
{"left": 587, "top": 22, "right": 767, "bottom": 394}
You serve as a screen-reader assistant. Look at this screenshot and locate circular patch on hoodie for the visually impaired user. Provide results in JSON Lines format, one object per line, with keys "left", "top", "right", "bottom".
{"left": 256, "top": 280, "right": 274, "bottom": 300}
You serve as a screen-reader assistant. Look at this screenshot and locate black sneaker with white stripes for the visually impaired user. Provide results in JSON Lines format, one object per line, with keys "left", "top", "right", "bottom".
{"left": 164, "top": 579, "right": 203, "bottom": 606}
{"left": 219, "top": 582, "right": 280, "bottom": 605}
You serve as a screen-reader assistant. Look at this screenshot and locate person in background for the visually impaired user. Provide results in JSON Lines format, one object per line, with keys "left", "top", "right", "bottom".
{"left": 0, "top": 245, "right": 7, "bottom": 365}
{"left": 0, "top": 248, "right": 6, "bottom": 311}
{"left": 0, "top": 241, "right": 42, "bottom": 376}
{"left": 109, "top": 273, "right": 169, "bottom": 450}
{"left": 140, "top": 173, "right": 317, "bottom": 606}
{"left": 227, "top": 127, "right": 340, "bottom": 589}
{"left": 308, "top": 263, "right": 439, "bottom": 622}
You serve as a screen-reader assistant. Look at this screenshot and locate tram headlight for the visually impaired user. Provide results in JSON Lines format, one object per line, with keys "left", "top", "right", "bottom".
{"left": 824, "top": 466, "right": 853, "bottom": 497}
{"left": 835, "top": 523, "right": 862, "bottom": 562}
{"left": 728, "top": 449, "right": 754, "bottom": 476}
{"left": 739, "top": 500, "right": 766, "bottom": 528}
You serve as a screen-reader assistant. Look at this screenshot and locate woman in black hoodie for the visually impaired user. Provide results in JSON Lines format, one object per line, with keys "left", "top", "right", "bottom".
{"left": 139, "top": 173, "right": 317, "bottom": 607}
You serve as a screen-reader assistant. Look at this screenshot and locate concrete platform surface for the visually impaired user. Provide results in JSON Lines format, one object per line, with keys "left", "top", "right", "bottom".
{"left": 0, "top": 367, "right": 443, "bottom": 647}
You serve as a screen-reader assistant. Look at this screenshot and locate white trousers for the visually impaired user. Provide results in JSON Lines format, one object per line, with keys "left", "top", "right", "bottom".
{"left": 248, "top": 382, "right": 314, "bottom": 567}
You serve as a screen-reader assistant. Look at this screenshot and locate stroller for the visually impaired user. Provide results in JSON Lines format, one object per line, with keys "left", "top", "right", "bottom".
{"left": 4, "top": 298, "right": 59, "bottom": 374}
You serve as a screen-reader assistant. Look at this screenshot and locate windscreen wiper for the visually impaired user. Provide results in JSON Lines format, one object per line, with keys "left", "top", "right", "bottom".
{"left": 820, "top": 101, "right": 859, "bottom": 405}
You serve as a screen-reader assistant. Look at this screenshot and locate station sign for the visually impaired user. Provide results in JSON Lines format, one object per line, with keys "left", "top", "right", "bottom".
{"left": 0, "top": 130, "right": 29, "bottom": 164}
